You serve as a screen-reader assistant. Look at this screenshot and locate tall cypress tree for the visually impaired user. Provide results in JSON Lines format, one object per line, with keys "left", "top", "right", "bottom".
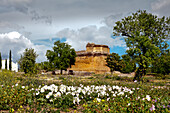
{"left": 9, "top": 50, "right": 12, "bottom": 71}
{"left": 0, "top": 52, "right": 2, "bottom": 69}
{"left": 5, "top": 59, "right": 7, "bottom": 70}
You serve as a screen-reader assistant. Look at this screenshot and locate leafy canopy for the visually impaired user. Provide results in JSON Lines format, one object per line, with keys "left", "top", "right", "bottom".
{"left": 113, "top": 10, "right": 169, "bottom": 81}
{"left": 46, "top": 40, "right": 76, "bottom": 74}
{"left": 18, "top": 48, "right": 38, "bottom": 74}
{"left": 152, "top": 50, "right": 170, "bottom": 75}
{"left": 121, "top": 54, "right": 136, "bottom": 73}
{"left": 106, "top": 53, "right": 124, "bottom": 73}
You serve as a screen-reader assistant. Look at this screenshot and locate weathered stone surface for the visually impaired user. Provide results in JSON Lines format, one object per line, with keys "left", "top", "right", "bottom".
{"left": 69, "top": 43, "right": 110, "bottom": 74}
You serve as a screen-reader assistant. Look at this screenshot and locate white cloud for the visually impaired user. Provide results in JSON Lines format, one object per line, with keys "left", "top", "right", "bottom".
{"left": 151, "top": 0, "right": 170, "bottom": 16}
{"left": 102, "top": 14, "right": 123, "bottom": 27}
{"left": 56, "top": 24, "right": 126, "bottom": 51}
{"left": 0, "top": 31, "right": 49, "bottom": 63}
{"left": 151, "top": 0, "right": 170, "bottom": 11}
{"left": 0, "top": 21, "right": 24, "bottom": 31}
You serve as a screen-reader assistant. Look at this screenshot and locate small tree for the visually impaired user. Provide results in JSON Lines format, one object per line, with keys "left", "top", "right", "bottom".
{"left": 106, "top": 53, "right": 123, "bottom": 74}
{"left": 113, "top": 10, "right": 169, "bottom": 81}
{"left": 18, "top": 48, "right": 38, "bottom": 74}
{"left": 0, "top": 52, "right": 2, "bottom": 69}
{"left": 9, "top": 50, "right": 12, "bottom": 71}
{"left": 121, "top": 54, "right": 136, "bottom": 73}
{"left": 152, "top": 49, "right": 170, "bottom": 76}
{"left": 5, "top": 59, "right": 7, "bottom": 70}
{"left": 46, "top": 40, "right": 76, "bottom": 74}
{"left": 40, "top": 61, "right": 50, "bottom": 71}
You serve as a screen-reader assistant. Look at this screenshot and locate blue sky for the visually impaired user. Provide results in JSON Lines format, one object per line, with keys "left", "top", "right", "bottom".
{"left": 32, "top": 36, "right": 127, "bottom": 57}
{"left": 0, "top": 0, "right": 169, "bottom": 62}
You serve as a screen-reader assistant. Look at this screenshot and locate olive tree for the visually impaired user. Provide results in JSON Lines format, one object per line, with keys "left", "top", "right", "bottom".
{"left": 46, "top": 40, "right": 76, "bottom": 74}
{"left": 113, "top": 10, "right": 169, "bottom": 81}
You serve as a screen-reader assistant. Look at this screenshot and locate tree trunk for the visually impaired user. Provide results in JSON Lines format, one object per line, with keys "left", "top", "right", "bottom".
{"left": 111, "top": 71, "right": 113, "bottom": 75}
{"left": 60, "top": 69, "right": 63, "bottom": 75}
{"left": 133, "top": 66, "right": 145, "bottom": 82}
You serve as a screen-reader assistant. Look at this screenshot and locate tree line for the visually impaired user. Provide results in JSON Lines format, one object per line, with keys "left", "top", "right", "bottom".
{"left": 18, "top": 41, "right": 76, "bottom": 75}
{"left": 17, "top": 10, "right": 169, "bottom": 81}
{"left": 0, "top": 50, "right": 12, "bottom": 70}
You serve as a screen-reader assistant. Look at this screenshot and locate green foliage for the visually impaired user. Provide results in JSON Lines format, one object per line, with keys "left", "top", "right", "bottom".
{"left": 18, "top": 48, "right": 38, "bottom": 74}
{"left": 5, "top": 59, "right": 7, "bottom": 70}
{"left": 106, "top": 53, "right": 124, "bottom": 73}
{"left": 121, "top": 54, "right": 136, "bottom": 73}
{"left": 113, "top": 10, "right": 169, "bottom": 81}
{"left": 46, "top": 40, "right": 76, "bottom": 74}
{"left": 0, "top": 52, "right": 1, "bottom": 69}
{"left": 0, "top": 70, "right": 16, "bottom": 86}
{"left": 152, "top": 50, "right": 170, "bottom": 76}
{"left": 0, "top": 70, "right": 169, "bottom": 112}
{"left": 39, "top": 61, "right": 52, "bottom": 71}
{"left": 9, "top": 50, "right": 12, "bottom": 71}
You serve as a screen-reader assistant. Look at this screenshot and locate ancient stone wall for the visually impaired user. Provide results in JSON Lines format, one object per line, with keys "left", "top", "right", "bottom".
{"left": 70, "top": 43, "right": 110, "bottom": 74}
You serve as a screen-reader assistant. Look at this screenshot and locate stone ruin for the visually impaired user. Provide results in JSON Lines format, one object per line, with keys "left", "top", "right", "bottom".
{"left": 69, "top": 43, "right": 110, "bottom": 74}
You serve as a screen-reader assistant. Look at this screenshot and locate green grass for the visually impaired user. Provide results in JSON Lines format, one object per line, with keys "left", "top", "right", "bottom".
{"left": 0, "top": 70, "right": 169, "bottom": 112}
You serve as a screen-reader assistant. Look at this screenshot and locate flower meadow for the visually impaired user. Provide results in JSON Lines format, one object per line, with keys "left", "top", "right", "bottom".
{"left": 0, "top": 71, "right": 169, "bottom": 112}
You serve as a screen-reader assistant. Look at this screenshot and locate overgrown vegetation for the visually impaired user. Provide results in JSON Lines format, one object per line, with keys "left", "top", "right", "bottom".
{"left": 0, "top": 70, "right": 169, "bottom": 112}
{"left": 0, "top": 10, "right": 170, "bottom": 113}
{"left": 112, "top": 10, "right": 169, "bottom": 81}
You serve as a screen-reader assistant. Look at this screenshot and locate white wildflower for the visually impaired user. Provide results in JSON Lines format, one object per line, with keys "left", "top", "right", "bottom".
{"left": 40, "top": 88, "right": 45, "bottom": 93}
{"left": 146, "top": 95, "right": 151, "bottom": 101}
{"left": 113, "top": 94, "right": 116, "bottom": 97}
{"left": 134, "top": 80, "right": 137, "bottom": 82}
{"left": 96, "top": 98, "right": 101, "bottom": 102}
{"left": 73, "top": 97, "right": 80, "bottom": 105}
{"left": 36, "top": 91, "right": 40, "bottom": 95}
{"left": 46, "top": 95, "right": 50, "bottom": 99}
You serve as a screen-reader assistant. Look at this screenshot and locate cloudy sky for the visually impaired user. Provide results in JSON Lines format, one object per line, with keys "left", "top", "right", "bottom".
{"left": 0, "top": 0, "right": 169, "bottom": 62}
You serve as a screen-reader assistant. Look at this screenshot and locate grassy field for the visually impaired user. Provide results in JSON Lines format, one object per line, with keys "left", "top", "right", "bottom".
{"left": 0, "top": 70, "right": 169, "bottom": 112}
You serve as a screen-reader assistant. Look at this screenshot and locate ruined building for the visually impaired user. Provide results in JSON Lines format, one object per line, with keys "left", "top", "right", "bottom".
{"left": 70, "top": 43, "right": 110, "bottom": 74}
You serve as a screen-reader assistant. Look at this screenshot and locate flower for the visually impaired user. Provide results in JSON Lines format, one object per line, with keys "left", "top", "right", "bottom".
{"left": 11, "top": 108, "right": 14, "bottom": 112}
{"left": 22, "top": 86, "right": 25, "bottom": 89}
{"left": 134, "top": 80, "right": 137, "bottom": 82}
{"left": 46, "top": 95, "right": 50, "bottom": 99}
{"left": 56, "top": 92, "right": 61, "bottom": 97}
{"left": 146, "top": 95, "right": 151, "bottom": 101}
{"left": 36, "top": 91, "right": 40, "bottom": 95}
{"left": 96, "top": 98, "right": 101, "bottom": 102}
{"left": 113, "top": 94, "right": 116, "bottom": 97}
{"left": 48, "top": 92, "right": 53, "bottom": 96}
{"left": 40, "top": 88, "right": 45, "bottom": 93}
{"left": 49, "top": 99, "right": 53, "bottom": 102}
{"left": 150, "top": 104, "right": 155, "bottom": 111}
{"left": 73, "top": 97, "right": 80, "bottom": 105}
{"left": 129, "top": 91, "right": 133, "bottom": 94}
